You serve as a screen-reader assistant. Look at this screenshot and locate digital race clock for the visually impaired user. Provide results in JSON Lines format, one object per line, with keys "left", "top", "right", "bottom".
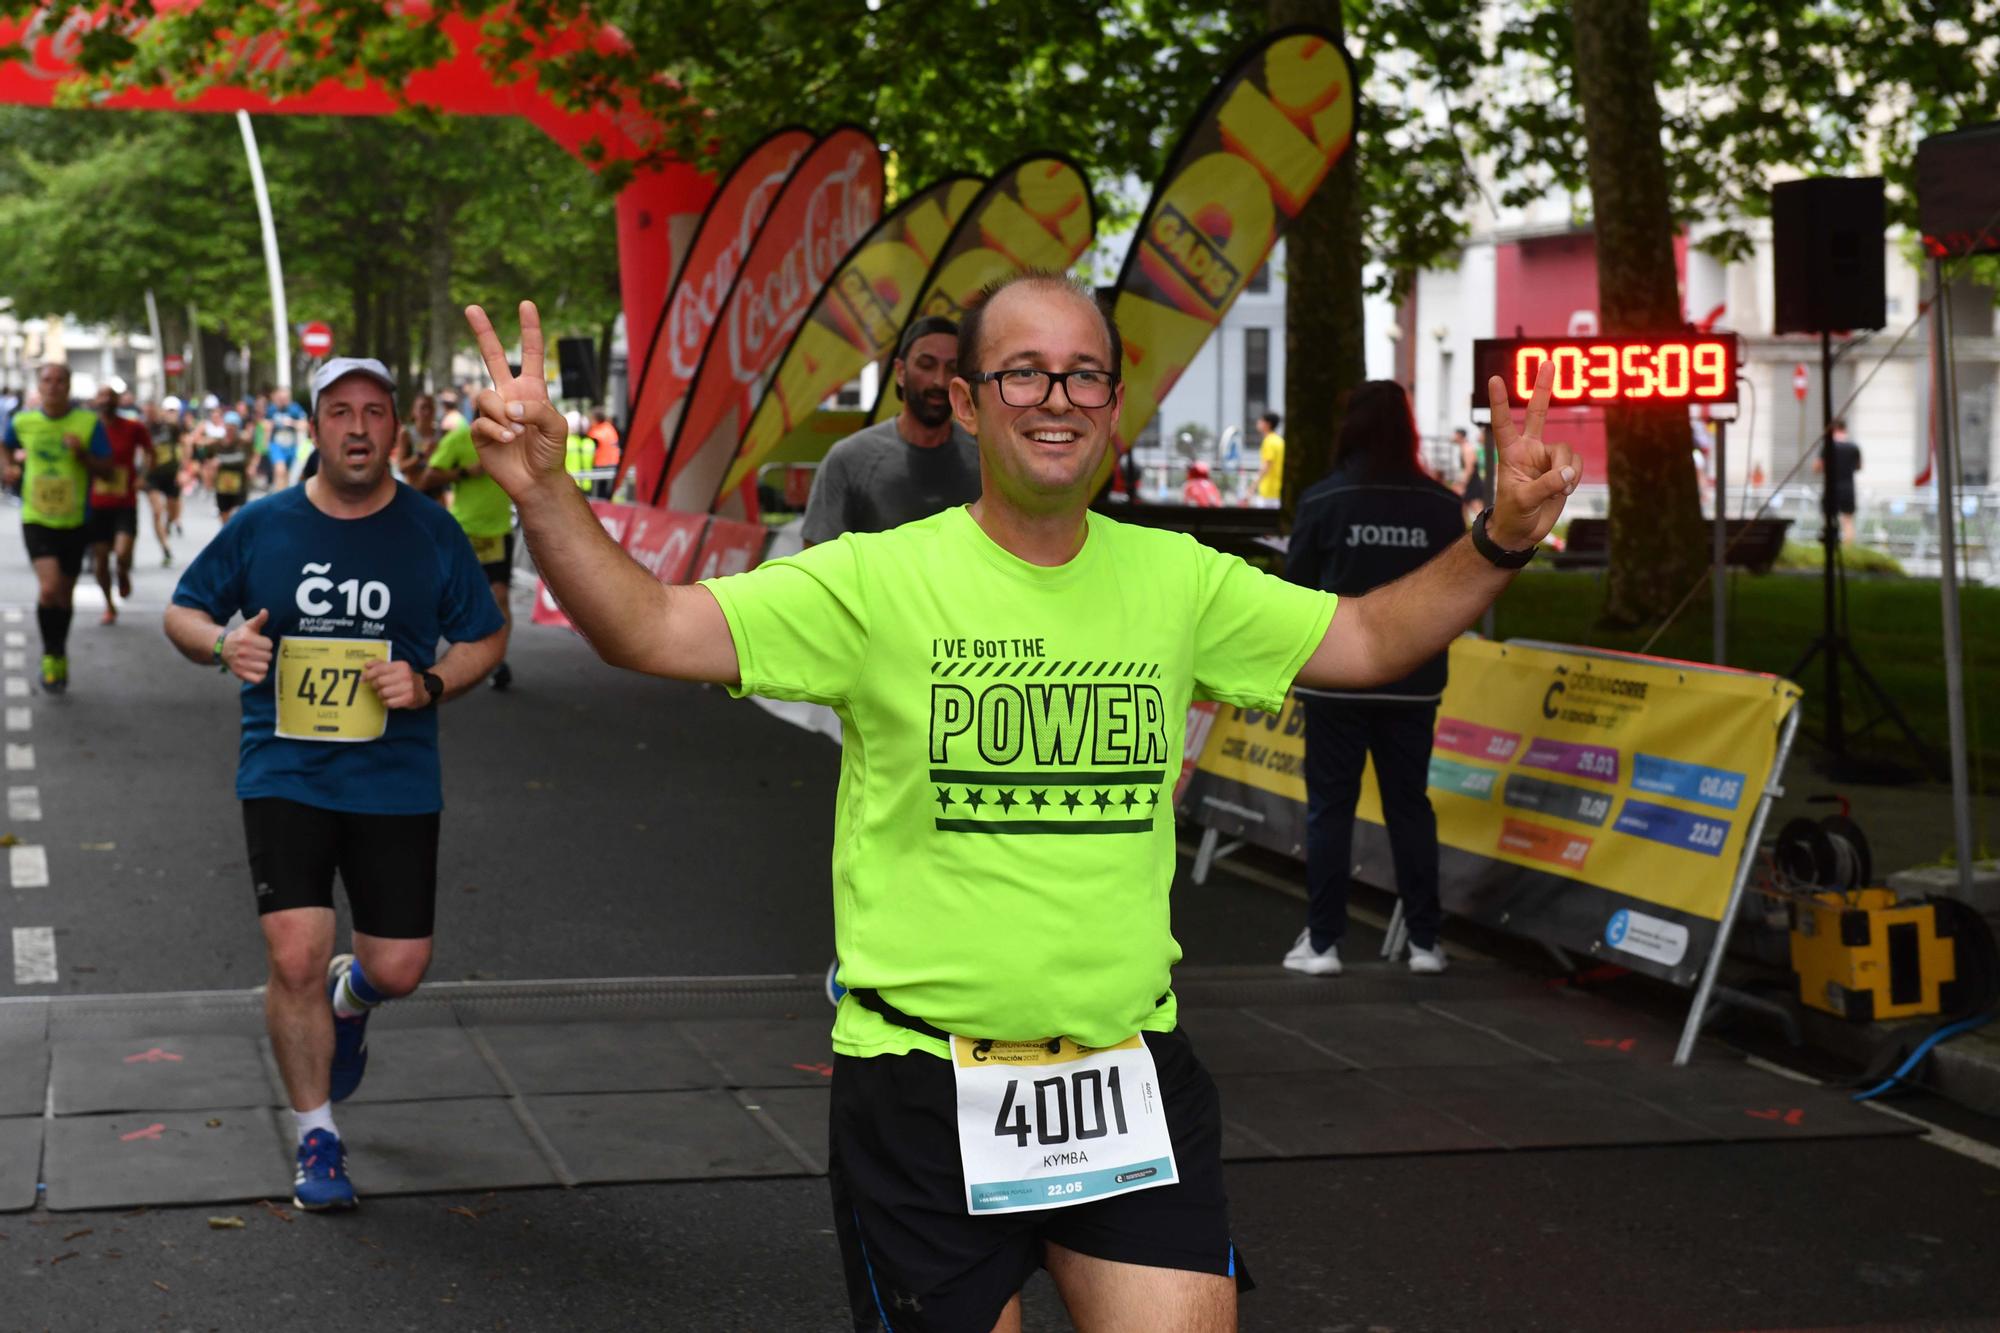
{"left": 1470, "top": 334, "right": 1739, "bottom": 408}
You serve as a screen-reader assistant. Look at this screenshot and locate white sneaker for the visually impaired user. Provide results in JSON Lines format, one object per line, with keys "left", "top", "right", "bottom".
{"left": 1408, "top": 942, "right": 1449, "bottom": 975}
{"left": 1282, "top": 928, "right": 1341, "bottom": 976}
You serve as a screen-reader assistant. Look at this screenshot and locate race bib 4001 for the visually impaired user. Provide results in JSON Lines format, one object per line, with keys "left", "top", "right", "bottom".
{"left": 275, "top": 637, "right": 389, "bottom": 742}
{"left": 950, "top": 1033, "right": 1178, "bottom": 1214}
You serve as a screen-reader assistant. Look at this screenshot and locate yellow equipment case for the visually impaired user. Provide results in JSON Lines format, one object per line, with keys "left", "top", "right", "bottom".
{"left": 1790, "top": 888, "right": 1960, "bottom": 1022}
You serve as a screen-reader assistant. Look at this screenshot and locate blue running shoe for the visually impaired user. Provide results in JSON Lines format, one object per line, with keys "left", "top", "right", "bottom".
{"left": 824, "top": 959, "right": 847, "bottom": 1008}
{"left": 292, "top": 1128, "right": 356, "bottom": 1211}
{"left": 326, "top": 953, "right": 370, "bottom": 1103}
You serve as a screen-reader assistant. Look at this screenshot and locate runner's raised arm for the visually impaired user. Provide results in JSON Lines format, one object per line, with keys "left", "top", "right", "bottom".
{"left": 463, "top": 301, "right": 739, "bottom": 684}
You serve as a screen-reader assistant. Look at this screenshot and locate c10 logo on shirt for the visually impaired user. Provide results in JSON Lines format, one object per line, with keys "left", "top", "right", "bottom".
{"left": 295, "top": 563, "right": 391, "bottom": 619}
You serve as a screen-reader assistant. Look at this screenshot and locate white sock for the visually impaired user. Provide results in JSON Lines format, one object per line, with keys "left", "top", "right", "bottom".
{"left": 294, "top": 1102, "right": 338, "bottom": 1145}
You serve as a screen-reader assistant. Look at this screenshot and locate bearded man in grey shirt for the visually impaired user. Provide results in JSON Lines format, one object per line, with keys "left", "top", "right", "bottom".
{"left": 801, "top": 315, "right": 983, "bottom": 545}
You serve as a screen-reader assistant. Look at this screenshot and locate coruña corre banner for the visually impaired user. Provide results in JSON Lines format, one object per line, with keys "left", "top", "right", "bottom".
{"left": 721, "top": 174, "right": 986, "bottom": 499}
{"left": 654, "top": 126, "right": 885, "bottom": 512}
{"left": 1103, "top": 27, "right": 1353, "bottom": 480}
{"left": 619, "top": 126, "right": 815, "bottom": 502}
{"left": 869, "top": 155, "right": 1097, "bottom": 425}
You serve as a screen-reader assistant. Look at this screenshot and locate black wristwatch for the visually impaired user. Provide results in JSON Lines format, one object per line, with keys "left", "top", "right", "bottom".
{"left": 419, "top": 670, "right": 445, "bottom": 708}
{"left": 1470, "top": 509, "right": 1538, "bottom": 569}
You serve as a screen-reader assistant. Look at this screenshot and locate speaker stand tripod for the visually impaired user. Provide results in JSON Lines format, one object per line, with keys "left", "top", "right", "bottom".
{"left": 1785, "top": 331, "right": 1937, "bottom": 781}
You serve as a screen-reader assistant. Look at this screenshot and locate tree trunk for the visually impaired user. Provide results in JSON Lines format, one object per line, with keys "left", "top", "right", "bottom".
{"left": 1269, "top": 0, "right": 1366, "bottom": 526}
{"left": 1569, "top": 0, "right": 1707, "bottom": 625}
{"left": 425, "top": 195, "right": 458, "bottom": 393}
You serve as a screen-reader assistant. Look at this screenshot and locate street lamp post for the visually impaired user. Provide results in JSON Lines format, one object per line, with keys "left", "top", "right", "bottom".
{"left": 236, "top": 111, "right": 291, "bottom": 393}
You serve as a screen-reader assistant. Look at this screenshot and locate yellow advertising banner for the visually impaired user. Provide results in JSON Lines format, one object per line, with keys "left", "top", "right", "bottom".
{"left": 1105, "top": 27, "right": 1354, "bottom": 475}
{"left": 869, "top": 154, "right": 1097, "bottom": 425}
{"left": 722, "top": 175, "right": 985, "bottom": 495}
{"left": 1188, "top": 639, "right": 1800, "bottom": 929}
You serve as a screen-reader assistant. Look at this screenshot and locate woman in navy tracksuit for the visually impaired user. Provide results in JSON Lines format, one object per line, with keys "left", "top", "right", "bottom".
{"left": 1281, "top": 382, "right": 1467, "bottom": 976}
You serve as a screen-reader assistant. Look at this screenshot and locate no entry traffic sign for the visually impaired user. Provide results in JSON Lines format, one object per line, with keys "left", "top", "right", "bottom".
{"left": 1793, "top": 364, "right": 1809, "bottom": 401}
{"left": 301, "top": 322, "right": 334, "bottom": 358}
{"left": 163, "top": 353, "right": 184, "bottom": 375}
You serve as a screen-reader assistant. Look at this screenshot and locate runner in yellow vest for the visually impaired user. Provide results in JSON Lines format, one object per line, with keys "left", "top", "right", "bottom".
{"left": 564, "top": 425, "right": 594, "bottom": 490}
{"left": 3, "top": 362, "right": 113, "bottom": 692}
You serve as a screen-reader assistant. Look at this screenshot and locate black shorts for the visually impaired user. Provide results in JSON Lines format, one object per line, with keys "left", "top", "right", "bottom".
{"left": 241, "top": 797, "right": 441, "bottom": 939}
{"left": 830, "top": 1026, "right": 1246, "bottom": 1332}
{"left": 216, "top": 488, "right": 248, "bottom": 514}
{"left": 84, "top": 506, "right": 138, "bottom": 545}
{"left": 474, "top": 532, "right": 515, "bottom": 587}
{"left": 145, "top": 466, "right": 179, "bottom": 496}
{"left": 22, "top": 523, "right": 89, "bottom": 577}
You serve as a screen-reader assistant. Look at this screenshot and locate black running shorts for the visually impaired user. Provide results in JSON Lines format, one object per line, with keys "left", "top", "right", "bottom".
{"left": 830, "top": 1026, "right": 1247, "bottom": 1332}
{"left": 475, "top": 532, "right": 515, "bottom": 587}
{"left": 22, "top": 523, "right": 88, "bottom": 577}
{"left": 241, "top": 797, "right": 441, "bottom": 939}
{"left": 84, "top": 506, "right": 138, "bottom": 545}
{"left": 144, "top": 465, "right": 179, "bottom": 496}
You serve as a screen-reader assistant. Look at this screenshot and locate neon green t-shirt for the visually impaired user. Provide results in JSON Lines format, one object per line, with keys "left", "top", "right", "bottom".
{"left": 6, "top": 408, "right": 107, "bottom": 529}
{"left": 427, "top": 425, "right": 513, "bottom": 538}
{"left": 703, "top": 505, "right": 1336, "bottom": 1059}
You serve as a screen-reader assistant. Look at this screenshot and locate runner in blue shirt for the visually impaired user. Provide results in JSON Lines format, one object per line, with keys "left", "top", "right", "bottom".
{"left": 163, "top": 357, "right": 507, "bottom": 1211}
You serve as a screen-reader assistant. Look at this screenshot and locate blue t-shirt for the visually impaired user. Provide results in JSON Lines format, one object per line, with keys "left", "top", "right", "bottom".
{"left": 267, "top": 401, "right": 307, "bottom": 457}
{"left": 171, "top": 484, "right": 505, "bottom": 814}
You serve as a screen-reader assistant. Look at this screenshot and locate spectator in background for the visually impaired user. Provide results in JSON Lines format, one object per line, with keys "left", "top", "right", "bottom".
{"left": 564, "top": 411, "right": 595, "bottom": 490}
{"left": 1281, "top": 381, "right": 1466, "bottom": 979}
{"left": 266, "top": 384, "right": 306, "bottom": 490}
{"left": 1454, "top": 425, "right": 1488, "bottom": 524}
{"left": 587, "top": 407, "right": 621, "bottom": 498}
{"left": 394, "top": 393, "right": 449, "bottom": 504}
{"left": 801, "top": 315, "right": 979, "bottom": 545}
{"left": 1812, "top": 417, "right": 1863, "bottom": 545}
{"left": 1181, "top": 458, "right": 1222, "bottom": 507}
{"left": 1253, "top": 410, "right": 1285, "bottom": 505}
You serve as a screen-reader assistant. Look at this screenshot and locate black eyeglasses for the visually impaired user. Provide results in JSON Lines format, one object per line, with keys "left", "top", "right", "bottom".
{"left": 965, "top": 367, "right": 1119, "bottom": 409}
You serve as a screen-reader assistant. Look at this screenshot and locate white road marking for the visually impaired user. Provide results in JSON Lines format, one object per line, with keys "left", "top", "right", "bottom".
{"left": 1, "top": 652, "right": 20, "bottom": 670}
{"left": 11, "top": 927, "right": 56, "bottom": 984}
{"left": 7, "top": 786, "right": 40, "bottom": 821}
{"left": 3, "top": 679, "right": 25, "bottom": 699}
{"left": 2, "top": 629, "right": 21, "bottom": 644}
{"left": 1744, "top": 1055, "right": 2000, "bottom": 1174}
{"left": 8, "top": 844, "right": 48, "bottom": 888}
{"left": 4, "top": 707, "right": 27, "bottom": 732}
{"left": 2, "top": 610, "right": 19, "bottom": 625}
{"left": 4, "top": 744, "right": 31, "bottom": 771}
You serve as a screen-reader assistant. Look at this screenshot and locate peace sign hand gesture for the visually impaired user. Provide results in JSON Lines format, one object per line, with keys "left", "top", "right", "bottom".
{"left": 1486, "top": 360, "right": 1580, "bottom": 550}
{"left": 463, "top": 301, "right": 571, "bottom": 501}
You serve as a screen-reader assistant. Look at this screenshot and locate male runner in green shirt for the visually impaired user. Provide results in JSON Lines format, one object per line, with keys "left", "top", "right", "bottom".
{"left": 416, "top": 423, "right": 517, "bottom": 690}
{"left": 460, "top": 275, "right": 1574, "bottom": 1332}
{"left": 3, "top": 362, "right": 113, "bottom": 692}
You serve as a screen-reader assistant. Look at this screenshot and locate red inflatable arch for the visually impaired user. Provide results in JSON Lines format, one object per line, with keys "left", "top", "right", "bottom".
{"left": 0, "top": 4, "right": 711, "bottom": 439}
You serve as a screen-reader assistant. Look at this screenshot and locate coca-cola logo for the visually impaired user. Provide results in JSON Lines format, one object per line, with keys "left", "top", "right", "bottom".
{"left": 725, "top": 149, "right": 877, "bottom": 385}
{"left": 663, "top": 162, "right": 797, "bottom": 381}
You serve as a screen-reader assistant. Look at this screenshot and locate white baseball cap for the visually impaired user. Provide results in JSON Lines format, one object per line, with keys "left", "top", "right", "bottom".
{"left": 310, "top": 357, "right": 397, "bottom": 410}
{"left": 161, "top": 395, "right": 183, "bottom": 412}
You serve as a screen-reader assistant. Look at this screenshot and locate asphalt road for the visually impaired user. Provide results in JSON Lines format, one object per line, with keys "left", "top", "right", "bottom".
{"left": 2, "top": 491, "right": 1998, "bottom": 1332}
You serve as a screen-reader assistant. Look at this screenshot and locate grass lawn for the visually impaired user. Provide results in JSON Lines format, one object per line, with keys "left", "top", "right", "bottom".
{"left": 1492, "top": 569, "right": 2000, "bottom": 778}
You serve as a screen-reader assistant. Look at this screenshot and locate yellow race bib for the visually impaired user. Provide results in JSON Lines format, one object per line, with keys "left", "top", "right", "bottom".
{"left": 470, "top": 534, "right": 507, "bottom": 564}
{"left": 275, "top": 638, "right": 389, "bottom": 743}
{"left": 92, "top": 467, "right": 130, "bottom": 498}
{"left": 30, "top": 474, "right": 75, "bottom": 517}
{"left": 215, "top": 471, "right": 245, "bottom": 496}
